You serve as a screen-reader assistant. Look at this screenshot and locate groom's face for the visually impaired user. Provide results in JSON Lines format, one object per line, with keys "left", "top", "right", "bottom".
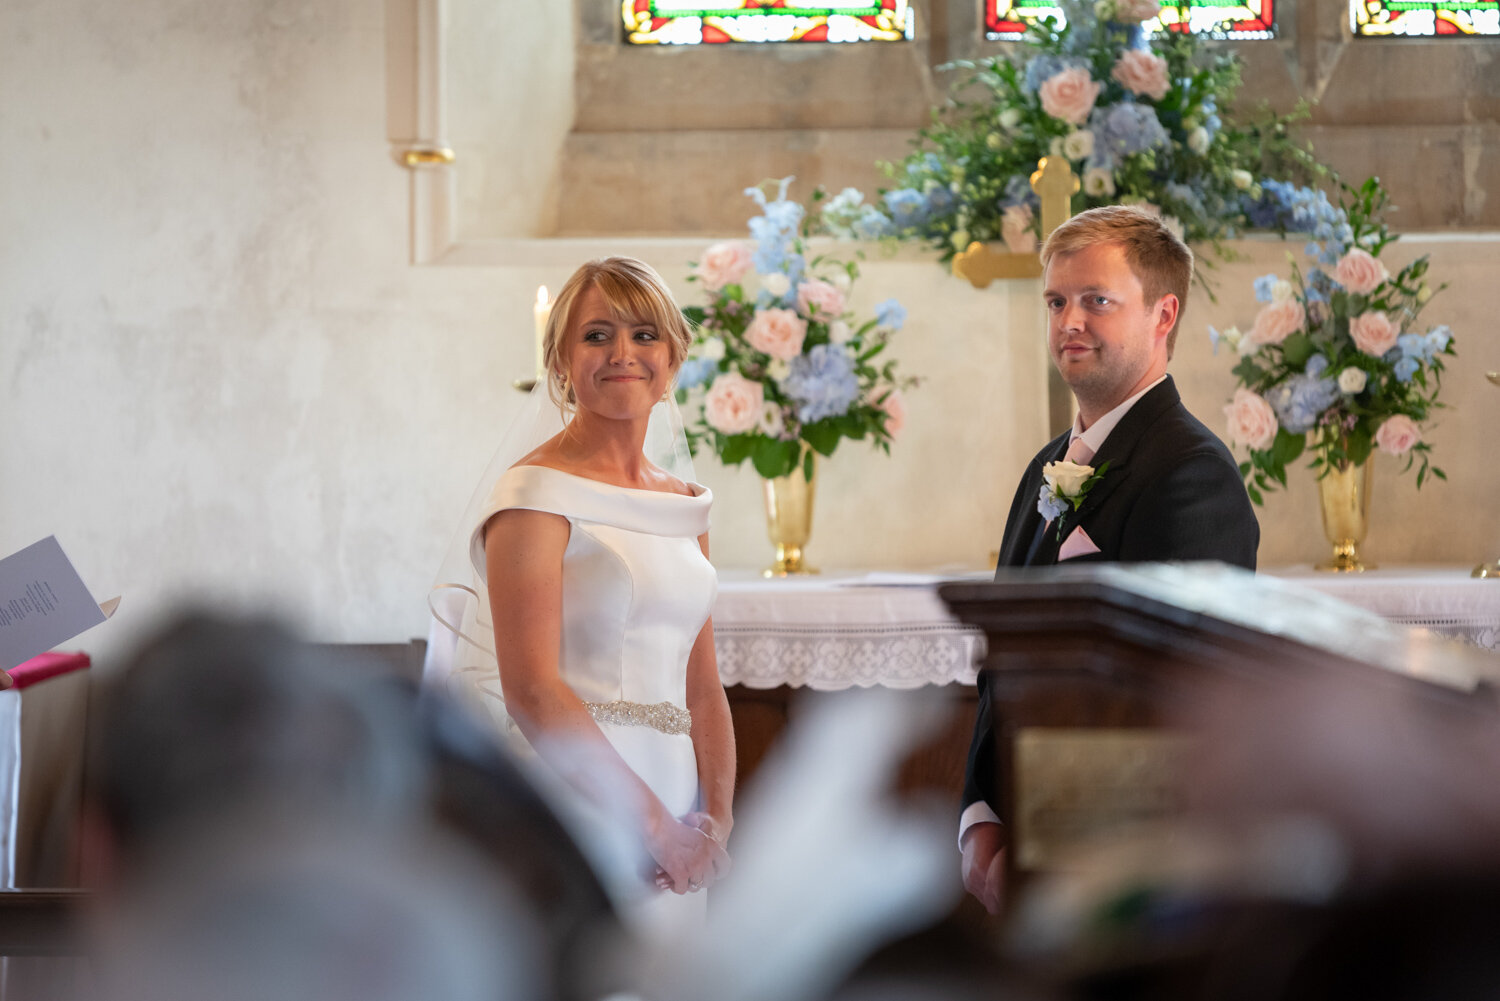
{"left": 1043, "top": 241, "right": 1175, "bottom": 420}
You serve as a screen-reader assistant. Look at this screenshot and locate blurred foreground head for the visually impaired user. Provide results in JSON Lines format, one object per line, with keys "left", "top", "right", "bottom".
{"left": 86, "top": 611, "right": 620, "bottom": 1001}
{"left": 88, "top": 612, "right": 426, "bottom": 859}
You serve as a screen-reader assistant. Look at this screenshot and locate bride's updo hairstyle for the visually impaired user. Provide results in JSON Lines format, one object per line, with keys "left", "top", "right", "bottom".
{"left": 542, "top": 257, "right": 694, "bottom": 412}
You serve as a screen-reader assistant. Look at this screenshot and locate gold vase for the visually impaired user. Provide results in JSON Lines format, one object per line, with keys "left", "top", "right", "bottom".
{"left": 1316, "top": 459, "right": 1375, "bottom": 573}
{"left": 762, "top": 449, "right": 818, "bottom": 577}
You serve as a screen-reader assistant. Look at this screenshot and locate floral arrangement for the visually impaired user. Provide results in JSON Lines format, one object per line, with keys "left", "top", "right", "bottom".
{"left": 677, "top": 179, "right": 915, "bottom": 480}
{"left": 1215, "top": 178, "right": 1454, "bottom": 505}
{"left": 857, "top": 0, "right": 1319, "bottom": 266}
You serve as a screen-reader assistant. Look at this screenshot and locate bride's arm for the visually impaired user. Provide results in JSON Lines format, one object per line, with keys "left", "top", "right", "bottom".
{"left": 485, "top": 508, "right": 724, "bottom": 893}
{"left": 685, "top": 532, "right": 736, "bottom": 851}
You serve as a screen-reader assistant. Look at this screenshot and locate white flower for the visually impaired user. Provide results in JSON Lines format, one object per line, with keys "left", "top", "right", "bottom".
{"left": 1062, "top": 129, "right": 1095, "bottom": 161}
{"left": 999, "top": 108, "right": 1022, "bottom": 130}
{"left": 828, "top": 320, "right": 853, "bottom": 344}
{"left": 1083, "top": 167, "right": 1115, "bottom": 197}
{"left": 1187, "top": 126, "right": 1211, "bottom": 154}
{"left": 1048, "top": 136, "right": 1066, "bottom": 157}
{"left": 1231, "top": 169, "right": 1254, "bottom": 191}
{"left": 762, "top": 273, "right": 791, "bottom": 297}
{"left": 830, "top": 271, "right": 851, "bottom": 292}
{"left": 701, "top": 338, "right": 726, "bottom": 361}
{"left": 758, "top": 402, "right": 785, "bottom": 438}
{"left": 1338, "top": 367, "right": 1367, "bottom": 394}
{"left": 1417, "top": 283, "right": 1433, "bottom": 304}
{"left": 767, "top": 359, "right": 791, "bottom": 382}
{"left": 1043, "top": 460, "right": 1094, "bottom": 498}
{"left": 1271, "top": 280, "right": 1295, "bottom": 303}
{"left": 986, "top": 132, "right": 1003, "bottom": 150}
{"left": 951, "top": 229, "right": 970, "bottom": 250}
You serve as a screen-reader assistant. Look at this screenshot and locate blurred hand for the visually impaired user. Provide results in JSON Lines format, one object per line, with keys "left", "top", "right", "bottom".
{"left": 0, "top": 671, "right": 12, "bottom": 692}
{"left": 647, "top": 815, "right": 730, "bottom": 895}
{"left": 961, "top": 821, "right": 1006, "bottom": 914}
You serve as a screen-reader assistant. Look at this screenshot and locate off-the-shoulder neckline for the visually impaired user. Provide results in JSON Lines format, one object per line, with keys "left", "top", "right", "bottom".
{"left": 507, "top": 464, "right": 708, "bottom": 500}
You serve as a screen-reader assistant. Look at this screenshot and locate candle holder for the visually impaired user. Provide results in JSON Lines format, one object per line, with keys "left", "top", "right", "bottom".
{"left": 1473, "top": 371, "right": 1500, "bottom": 579}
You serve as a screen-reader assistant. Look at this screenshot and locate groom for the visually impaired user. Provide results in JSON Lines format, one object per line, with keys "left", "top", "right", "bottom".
{"left": 960, "top": 206, "right": 1259, "bottom": 913}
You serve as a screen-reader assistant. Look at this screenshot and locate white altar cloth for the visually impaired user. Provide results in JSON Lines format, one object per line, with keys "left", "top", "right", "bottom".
{"left": 713, "top": 571, "right": 990, "bottom": 691}
{"left": 712, "top": 566, "right": 1500, "bottom": 691}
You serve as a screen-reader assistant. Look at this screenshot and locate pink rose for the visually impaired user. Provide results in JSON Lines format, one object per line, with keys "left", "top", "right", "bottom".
{"left": 1248, "top": 299, "right": 1306, "bottom": 347}
{"left": 745, "top": 307, "right": 808, "bottom": 362}
{"left": 702, "top": 371, "right": 764, "bottom": 435}
{"left": 1349, "top": 311, "right": 1399, "bottom": 356}
{"left": 1112, "top": 0, "right": 1162, "bottom": 22}
{"left": 1223, "top": 388, "right": 1279, "bottom": 451}
{"left": 1374, "top": 414, "right": 1421, "bottom": 456}
{"left": 1001, "top": 204, "right": 1037, "bottom": 254}
{"left": 1111, "top": 50, "right": 1170, "bottom": 101}
{"left": 1038, "top": 67, "right": 1101, "bottom": 126}
{"left": 872, "top": 387, "right": 907, "bottom": 439}
{"left": 1332, "top": 248, "right": 1389, "bottom": 296}
{"left": 795, "top": 279, "right": 846, "bottom": 319}
{"left": 692, "top": 241, "right": 753, "bottom": 291}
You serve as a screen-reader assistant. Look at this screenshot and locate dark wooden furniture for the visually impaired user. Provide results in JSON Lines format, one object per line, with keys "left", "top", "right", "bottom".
{"left": 939, "top": 562, "right": 1500, "bottom": 887}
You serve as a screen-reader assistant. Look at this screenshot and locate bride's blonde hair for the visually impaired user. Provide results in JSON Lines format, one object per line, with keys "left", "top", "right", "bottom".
{"left": 543, "top": 257, "right": 693, "bottom": 412}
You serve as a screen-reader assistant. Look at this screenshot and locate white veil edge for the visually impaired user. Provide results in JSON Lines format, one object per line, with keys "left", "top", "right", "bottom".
{"left": 423, "top": 382, "right": 698, "bottom": 691}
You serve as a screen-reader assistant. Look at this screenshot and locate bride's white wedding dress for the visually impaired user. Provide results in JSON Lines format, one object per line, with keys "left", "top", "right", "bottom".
{"left": 451, "top": 463, "right": 716, "bottom": 929}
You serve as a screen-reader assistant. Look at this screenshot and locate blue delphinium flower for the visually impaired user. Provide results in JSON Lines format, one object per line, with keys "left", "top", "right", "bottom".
{"left": 1427, "top": 324, "right": 1453, "bottom": 352}
{"left": 676, "top": 357, "right": 719, "bottom": 391}
{"left": 924, "top": 184, "right": 957, "bottom": 220}
{"left": 1306, "top": 354, "right": 1330, "bottom": 378}
{"left": 875, "top": 299, "right": 906, "bottom": 330}
{"left": 1394, "top": 356, "right": 1420, "bottom": 383}
{"left": 883, "top": 188, "right": 929, "bottom": 229}
{"left": 1244, "top": 181, "right": 1348, "bottom": 265}
{"left": 1267, "top": 372, "right": 1340, "bottom": 434}
{"left": 1304, "top": 268, "right": 1331, "bottom": 303}
{"left": 1001, "top": 174, "right": 1041, "bottom": 211}
{"left": 1165, "top": 182, "right": 1206, "bottom": 219}
{"left": 1023, "top": 54, "right": 1071, "bottom": 93}
{"left": 1037, "top": 482, "right": 1070, "bottom": 522}
{"left": 1094, "top": 103, "right": 1168, "bottom": 159}
{"left": 782, "top": 344, "right": 861, "bottom": 423}
{"left": 852, "top": 205, "right": 895, "bottom": 240}
{"left": 1253, "top": 273, "right": 1280, "bottom": 303}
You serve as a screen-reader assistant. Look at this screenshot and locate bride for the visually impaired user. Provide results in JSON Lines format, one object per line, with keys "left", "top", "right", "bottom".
{"left": 430, "top": 257, "right": 734, "bottom": 927}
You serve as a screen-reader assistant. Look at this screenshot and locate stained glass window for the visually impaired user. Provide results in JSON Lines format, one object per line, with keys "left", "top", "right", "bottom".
{"left": 1351, "top": 1, "right": 1500, "bottom": 36}
{"left": 985, "top": 1, "right": 1276, "bottom": 40}
{"left": 622, "top": 1, "right": 914, "bottom": 44}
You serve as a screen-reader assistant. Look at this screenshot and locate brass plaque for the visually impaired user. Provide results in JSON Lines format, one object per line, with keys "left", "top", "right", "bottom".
{"left": 1015, "top": 728, "right": 1190, "bottom": 871}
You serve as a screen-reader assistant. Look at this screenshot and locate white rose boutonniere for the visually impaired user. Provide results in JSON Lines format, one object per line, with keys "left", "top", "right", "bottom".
{"left": 1037, "top": 459, "right": 1110, "bottom": 538}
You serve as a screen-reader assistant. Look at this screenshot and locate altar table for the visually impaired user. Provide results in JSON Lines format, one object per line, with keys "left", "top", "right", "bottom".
{"left": 712, "top": 566, "right": 1500, "bottom": 692}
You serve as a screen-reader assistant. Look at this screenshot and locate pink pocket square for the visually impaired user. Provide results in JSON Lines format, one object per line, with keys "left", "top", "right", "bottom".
{"left": 1058, "top": 525, "right": 1102, "bottom": 561}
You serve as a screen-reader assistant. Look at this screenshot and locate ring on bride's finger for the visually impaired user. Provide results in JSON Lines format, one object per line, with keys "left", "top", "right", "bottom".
{"left": 688, "top": 879, "right": 703, "bottom": 890}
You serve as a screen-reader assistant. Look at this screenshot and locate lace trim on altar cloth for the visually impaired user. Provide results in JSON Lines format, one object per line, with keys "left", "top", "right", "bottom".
{"left": 714, "top": 622, "right": 986, "bottom": 691}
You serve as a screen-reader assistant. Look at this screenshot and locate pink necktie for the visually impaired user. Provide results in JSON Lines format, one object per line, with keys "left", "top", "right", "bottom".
{"left": 1065, "top": 437, "right": 1095, "bottom": 465}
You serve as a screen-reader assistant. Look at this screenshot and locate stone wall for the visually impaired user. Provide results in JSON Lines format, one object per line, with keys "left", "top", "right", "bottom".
{"left": 524, "top": 0, "right": 1499, "bottom": 237}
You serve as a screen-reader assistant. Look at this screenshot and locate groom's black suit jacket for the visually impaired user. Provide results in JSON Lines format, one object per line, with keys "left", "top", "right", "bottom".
{"left": 961, "top": 375, "right": 1259, "bottom": 818}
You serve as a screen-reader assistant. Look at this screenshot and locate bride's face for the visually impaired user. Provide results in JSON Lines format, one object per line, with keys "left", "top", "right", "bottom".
{"left": 562, "top": 286, "right": 677, "bottom": 421}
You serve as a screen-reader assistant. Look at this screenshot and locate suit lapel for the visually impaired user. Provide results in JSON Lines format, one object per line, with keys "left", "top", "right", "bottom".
{"left": 999, "top": 433, "right": 1069, "bottom": 567}
{"left": 1047, "top": 377, "right": 1183, "bottom": 552}
{"left": 1016, "top": 434, "right": 1072, "bottom": 567}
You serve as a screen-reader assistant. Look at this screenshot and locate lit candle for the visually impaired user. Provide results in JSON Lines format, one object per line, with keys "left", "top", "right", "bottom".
{"left": 533, "top": 285, "right": 551, "bottom": 383}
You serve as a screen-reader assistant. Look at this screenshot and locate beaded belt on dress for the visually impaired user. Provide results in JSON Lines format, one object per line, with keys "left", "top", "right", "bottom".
{"left": 583, "top": 700, "right": 693, "bottom": 736}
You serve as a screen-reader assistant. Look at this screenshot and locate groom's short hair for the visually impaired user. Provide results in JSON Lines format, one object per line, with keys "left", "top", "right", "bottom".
{"left": 1041, "top": 206, "right": 1194, "bottom": 356}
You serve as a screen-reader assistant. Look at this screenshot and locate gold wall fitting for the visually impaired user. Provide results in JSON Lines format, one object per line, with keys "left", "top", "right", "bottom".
{"left": 400, "top": 146, "right": 456, "bottom": 168}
